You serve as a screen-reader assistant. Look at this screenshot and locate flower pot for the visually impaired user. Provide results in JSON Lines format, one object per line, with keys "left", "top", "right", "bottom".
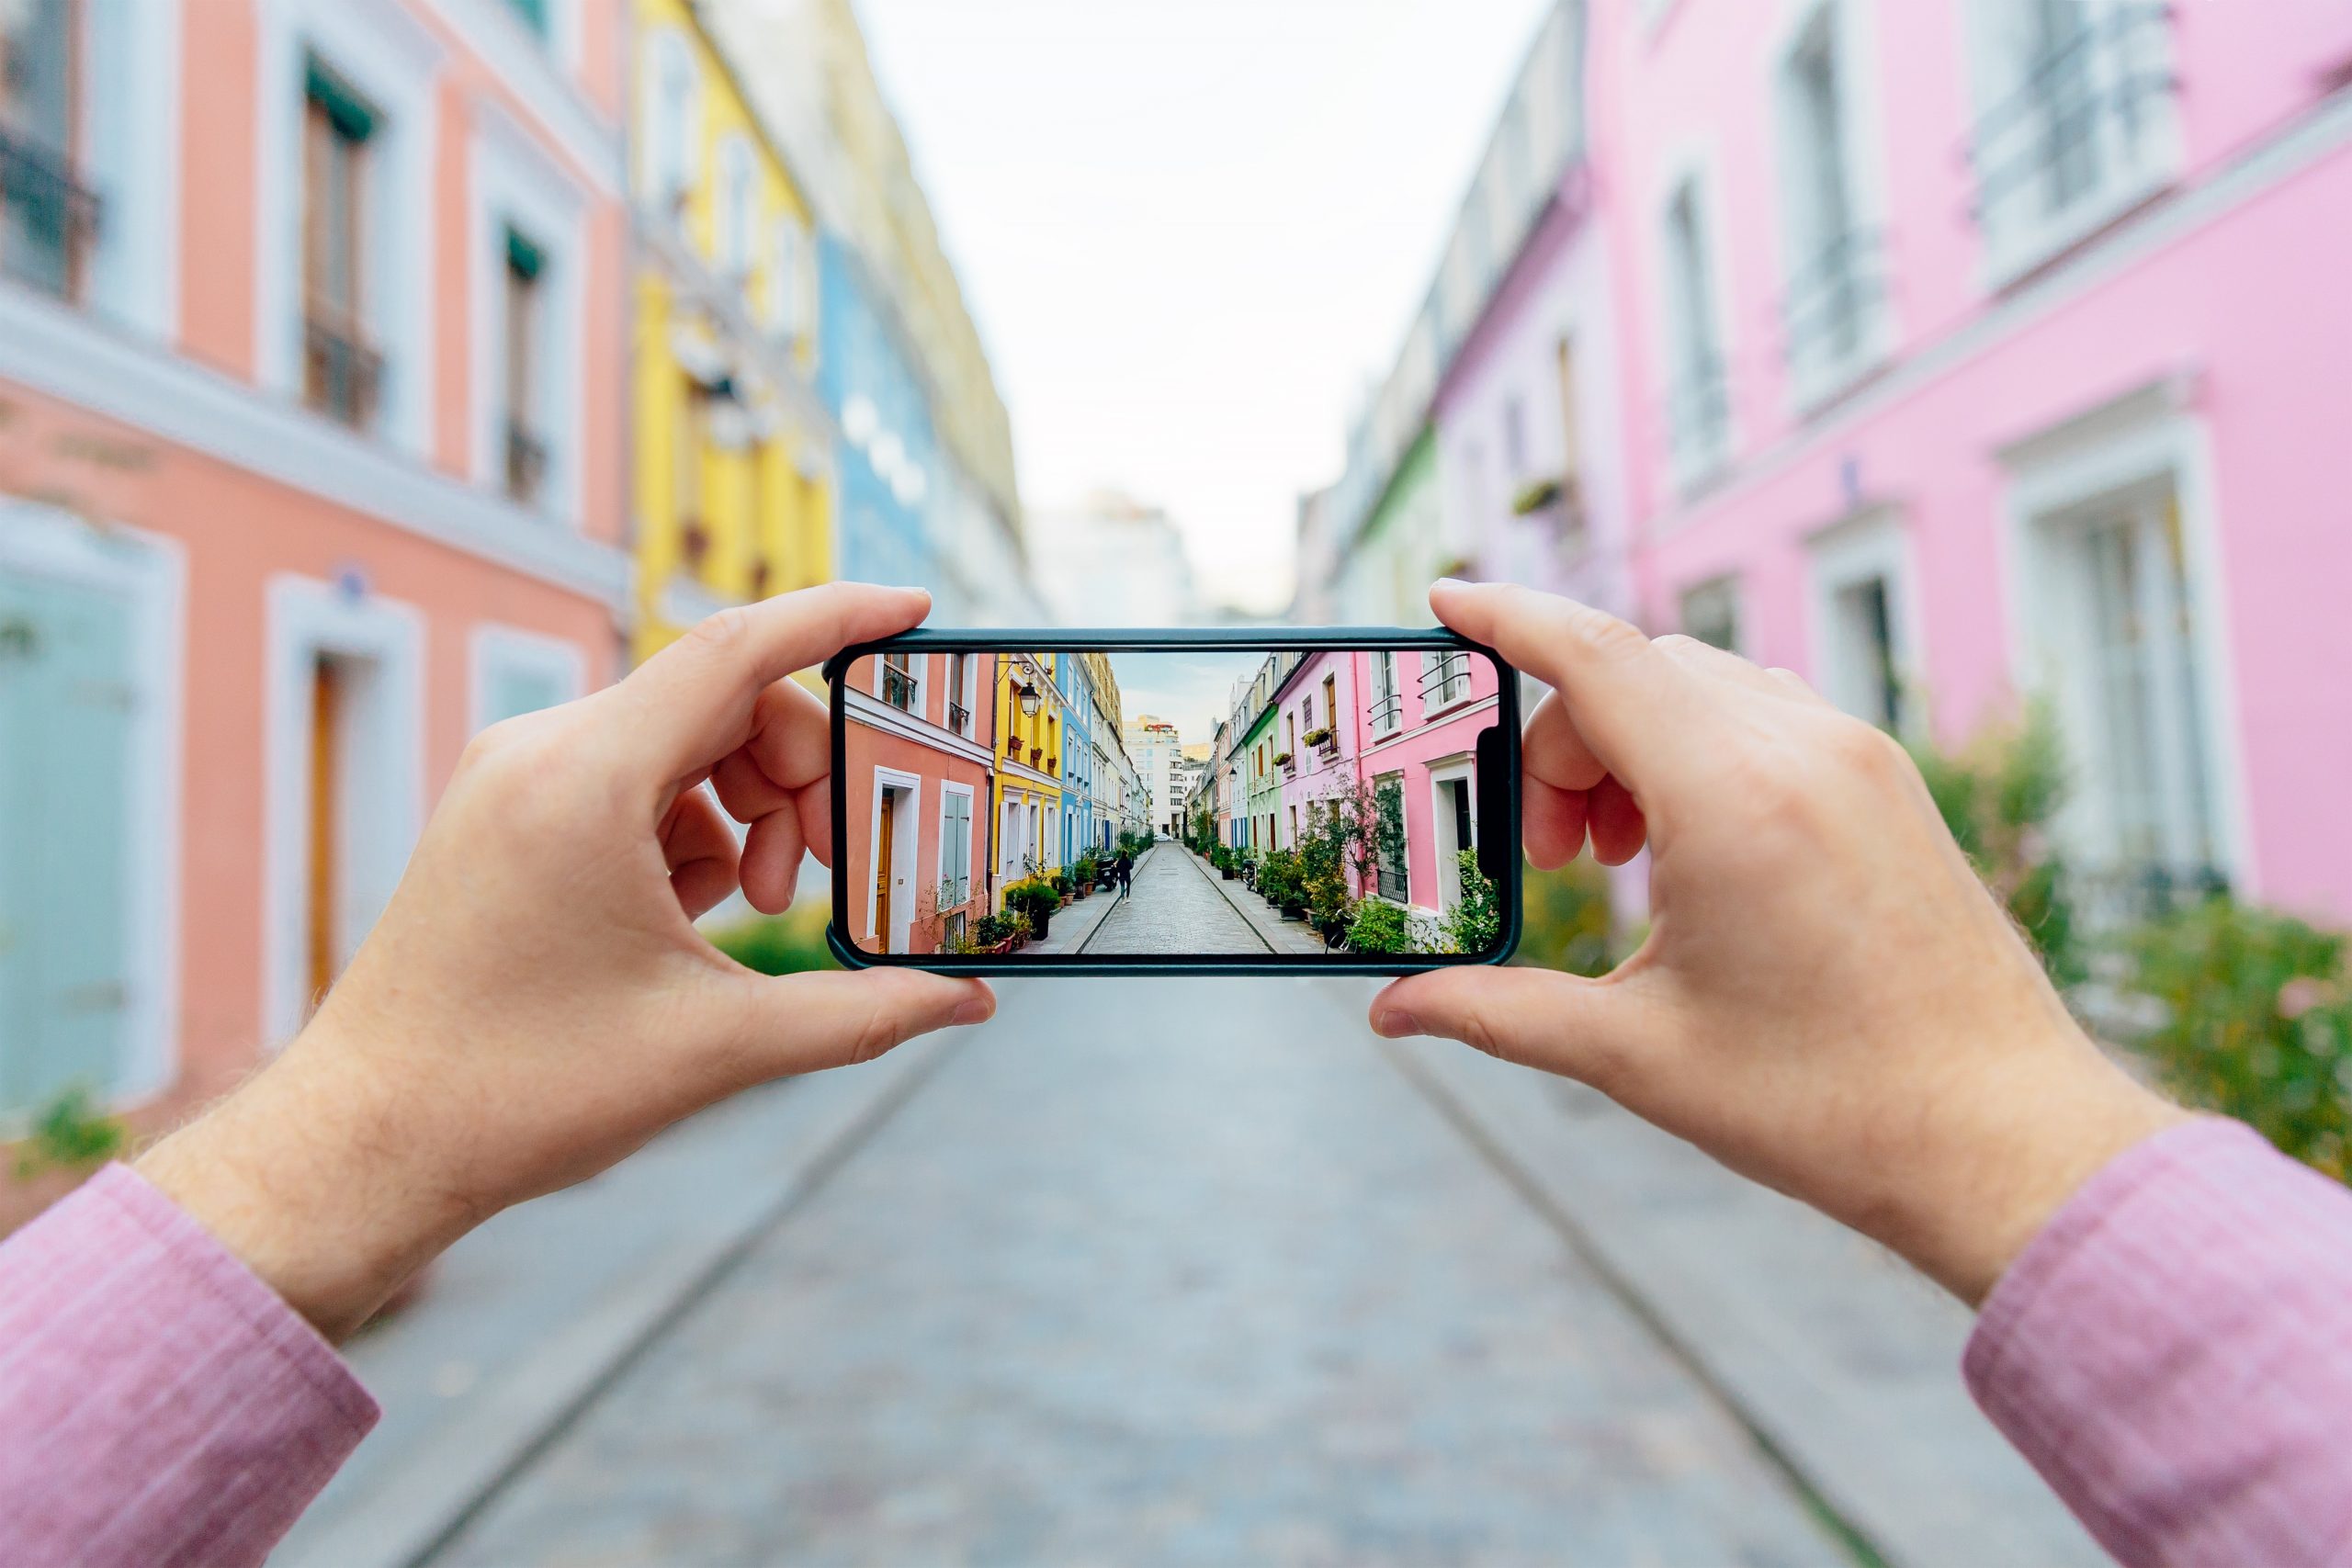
{"left": 1282, "top": 899, "right": 1307, "bottom": 919}
{"left": 1220, "top": 866, "right": 1236, "bottom": 881}
{"left": 1031, "top": 910, "right": 1052, "bottom": 942}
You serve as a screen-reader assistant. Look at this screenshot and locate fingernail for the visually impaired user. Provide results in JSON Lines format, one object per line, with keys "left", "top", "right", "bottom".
{"left": 1373, "top": 1009, "right": 1419, "bottom": 1038}
{"left": 952, "top": 998, "right": 993, "bottom": 1027}
{"left": 1432, "top": 578, "right": 1470, "bottom": 592}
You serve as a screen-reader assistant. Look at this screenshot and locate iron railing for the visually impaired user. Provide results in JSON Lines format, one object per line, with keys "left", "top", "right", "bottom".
{"left": 881, "top": 663, "right": 916, "bottom": 711}
{"left": 947, "top": 700, "right": 971, "bottom": 736}
{"left": 1366, "top": 689, "right": 1404, "bottom": 732}
{"left": 1969, "top": 4, "right": 2175, "bottom": 237}
{"left": 1782, "top": 227, "right": 1885, "bottom": 380}
{"left": 0, "top": 122, "right": 100, "bottom": 299}
{"left": 504, "top": 418, "right": 548, "bottom": 503}
{"left": 1419, "top": 650, "right": 1474, "bottom": 710}
{"left": 303, "top": 316, "right": 385, "bottom": 431}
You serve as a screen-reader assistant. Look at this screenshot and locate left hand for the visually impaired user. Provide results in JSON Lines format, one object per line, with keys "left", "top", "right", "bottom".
{"left": 139, "top": 584, "right": 993, "bottom": 1338}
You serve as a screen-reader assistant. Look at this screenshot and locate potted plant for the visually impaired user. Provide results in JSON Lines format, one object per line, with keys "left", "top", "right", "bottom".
{"left": 1005, "top": 880, "right": 1055, "bottom": 943}
{"left": 1273, "top": 750, "right": 1294, "bottom": 770}
{"left": 1303, "top": 726, "right": 1333, "bottom": 751}
{"left": 1073, "top": 854, "right": 1098, "bottom": 895}
{"left": 1344, "top": 898, "right": 1411, "bottom": 956}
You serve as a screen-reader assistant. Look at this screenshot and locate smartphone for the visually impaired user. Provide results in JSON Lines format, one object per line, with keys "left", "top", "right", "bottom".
{"left": 823, "top": 629, "right": 1521, "bottom": 976}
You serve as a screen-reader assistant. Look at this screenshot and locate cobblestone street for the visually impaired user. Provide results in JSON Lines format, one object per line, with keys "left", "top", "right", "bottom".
{"left": 1079, "top": 845, "right": 1274, "bottom": 955}
{"left": 308, "top": 976, "right": 2095, "bottom": 1568}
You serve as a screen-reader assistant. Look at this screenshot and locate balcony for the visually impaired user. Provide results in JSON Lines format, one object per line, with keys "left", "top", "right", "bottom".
{"left": 1968, "top": 2, "right": 2177, "bottom": 285}
{"left": 1365, "top": 690, "right": 1403, "bottom": 734}
{"left": 881, "top": 663, "right": 917, "bottom": 712}
{"left": 302, "top": 315, "right": 385, "bottom": 433}
{"left": 1419, "top": 651, "right": 1475, "bottom": 713}
{"left": 504, "top": 418, "right": 548, "bottom": 504}
{"left": 1781, "top": 228, "right": 1886, "bottom": 405}
{"left": 947, "top": 700, "right": 971, "bottom": 736}
{"left": 0, "top": 123, "right": 100, "bottom": 299}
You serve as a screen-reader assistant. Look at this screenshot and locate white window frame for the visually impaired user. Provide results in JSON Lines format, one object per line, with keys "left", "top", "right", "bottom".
{"left": 1770, "top": 0, "right": 1896, "bottom": 412}
{"left": 254, "top": 0, "right": 443, "bottom": 456}
{"left": 468, "top": 623, "right": 588, "bottom": 735}
{"left": 0, "top": 502, "right": 186, "bottom": 1111}
{"left": 1960, "top": 0, "right": 2184, "bottom": 290}
{"left": 1655, "top": 147, "right": 1737, "bottom": 492}
{"left": 1997, "top": 384, "right": 2249, "bottom": 895}
{"left": 262, "top": 572, "right": 424, "bottom": 1045}
{"left": 1806, "top": 508, "right": 1920, "bottom": 736}
{"left": 80, "top": 0, "right": 184, "bottom": 338}
{"left": 864, "top": 766, "right": 922, "bottom": 952}
{"left": 875, "top": 649, "right": 927, "bottom": 716}
{"left": 1679, "top": 573, "right": 1745, "bottom": 655}
{"left": 469, "top": 97, "right": 589, "bottom": 525}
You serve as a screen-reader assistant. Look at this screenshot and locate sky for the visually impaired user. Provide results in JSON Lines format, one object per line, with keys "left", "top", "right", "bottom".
{"left": 854, "top": 0, "right": 1556, "bottom": 613}
{"left": 1109, "top": 649, "right": 1270, "bottom": 746}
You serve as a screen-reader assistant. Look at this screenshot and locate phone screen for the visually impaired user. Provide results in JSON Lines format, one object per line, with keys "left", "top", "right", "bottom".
{"left": 831, "top": 638, "right": 1516, "bottom": 969}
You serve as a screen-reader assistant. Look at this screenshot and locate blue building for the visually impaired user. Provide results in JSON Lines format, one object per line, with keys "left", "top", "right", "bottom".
{"left": 816, "top": 234, "right": 940, "bottom": 592}
{"left": 1057, "top": 654, "right": 1093, "bottom": 865}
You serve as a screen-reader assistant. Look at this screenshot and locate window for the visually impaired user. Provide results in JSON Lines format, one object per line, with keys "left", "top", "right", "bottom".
{"left": 0, "top": 0, "right": 98, "bottom": 299}
{"left": 939, "top": 790, "right": 972, "bottom": 909}
{"left": 1369, "top": 651, "right": 1402, "bottom": 734}
{"left": 1965, "top": 0, "right": 2177, "bottom": 283}
{"left": 301, "top": 61, "right": 381, "bottom": 430}
{"left": 1422, "top": 649, "right": 1474, "bottom": 711}
{"left": 1810, "top": 514, "right": 1912, "bottom": 733}
{"left": 1830, "top": 577, "right": 1900, "bottom": 729}
{"left": 1374, "top": 774, "right": 1408, "bottom": 901}
{"left": 1662, "top": 176, "right": 1730, "bottom": 485}
{"left": 502, "top": 229, "right": 547, "bottom": 504}
{"left": 1502, "top": 395, "right": 1529, "bottom": 481}
{"left": 1321, "top": 674, "right": 1338, "bottom": 744}
{"left": 1776, "top": 4, "right": 1882, "bottom": 400}
{"left": 641, "top": 30, "right": 697, "bottom": 220}
{"left": 880, "top": 651, "right": 917, "bottom": 713}
{"left": 945, "top": 651, "right": 972, "bottom": 736}
{"left": 717, "top": 134, "right": 756, "bottom": 280}
{"left": 1680, "top": 576, "right": 1741, "bottom": 652}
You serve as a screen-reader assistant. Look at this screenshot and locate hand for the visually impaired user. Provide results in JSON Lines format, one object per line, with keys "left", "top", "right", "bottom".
{"left": 1372, "top": 581, "right": 2185, "bottom": 1303}
{"left": 138, "top": 585, "right": 993, "bottom": 1338}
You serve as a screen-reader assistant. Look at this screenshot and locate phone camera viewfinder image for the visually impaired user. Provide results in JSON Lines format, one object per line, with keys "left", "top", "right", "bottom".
{"left": 833, "top": 641, "right": 1513, "bottom": 968}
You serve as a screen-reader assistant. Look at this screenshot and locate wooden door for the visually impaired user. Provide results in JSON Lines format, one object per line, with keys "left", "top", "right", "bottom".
{"left": 874, "top": 787, "right": 898, "bottom": 949}
{"left": 307, "top": 658, "right": 344, "bottom": 1007}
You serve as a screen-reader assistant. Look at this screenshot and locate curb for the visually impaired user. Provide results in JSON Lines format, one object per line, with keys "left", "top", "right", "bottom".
{"left": 276, "top": 1036, "right": 963, "bottom": 1568}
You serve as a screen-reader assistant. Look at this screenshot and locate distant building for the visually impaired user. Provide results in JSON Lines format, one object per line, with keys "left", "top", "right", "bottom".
{"left": 1123, "top": 714, "right": 1185, "bottom": 836}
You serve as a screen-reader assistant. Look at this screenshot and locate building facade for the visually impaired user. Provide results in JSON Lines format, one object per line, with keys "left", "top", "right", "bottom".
{"left": 992, "top": 650, "right": 1062, "bottom": 896}
{"left": 1605, "top": 0, "right": 2352, "bottom": 922}
{"left": 840, "top": 647, "right": 993, "bottom": 953}
{"left": 628, "top": 0, "right": 833, "bottom": 662}
{"left": 0, "top": 0, "right": 629, "bottom": 1134}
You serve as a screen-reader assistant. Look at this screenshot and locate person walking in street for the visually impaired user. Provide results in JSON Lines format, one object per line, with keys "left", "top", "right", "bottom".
{"left": 1115, "top": 848, "right": 1134, "bottom": 896}
{"left": 8, "top": 578, "right": 2352, "bottom": 1568}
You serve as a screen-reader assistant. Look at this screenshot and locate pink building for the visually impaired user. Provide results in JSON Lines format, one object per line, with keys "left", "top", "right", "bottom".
{"left": 0, "top": 0, "right": 630, "bottom": 1161}
{"left": 1354, "top": 648, "right": 1499, "bottom": 926}
{"left": 1273, "top": 649, "right": 1360, "bottom": 850}
{"left": 1595, "top": 0, "right": 2352, "bottom": 921}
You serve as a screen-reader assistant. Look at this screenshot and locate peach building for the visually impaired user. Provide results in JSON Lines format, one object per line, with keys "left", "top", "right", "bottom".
{"left": 0, "top": 0, "right": 630, "bottom": 1136}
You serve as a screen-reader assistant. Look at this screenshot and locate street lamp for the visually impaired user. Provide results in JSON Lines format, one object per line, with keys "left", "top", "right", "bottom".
{"left": 1018, "top": 683, "right": 1042, "bottom": 718}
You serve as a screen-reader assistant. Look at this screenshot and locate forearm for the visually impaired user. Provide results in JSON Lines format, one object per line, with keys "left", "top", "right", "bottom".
{"left": 0, "top": 1165, "right": 379, "bottom": 1568}
{"left": 1966, "top": 1118, "right": 2352, "bottom": 1566}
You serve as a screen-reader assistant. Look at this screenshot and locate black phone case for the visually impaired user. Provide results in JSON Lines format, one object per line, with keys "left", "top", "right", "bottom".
{"left": 821, "top": 627, "right": 1522, "bottom": 976}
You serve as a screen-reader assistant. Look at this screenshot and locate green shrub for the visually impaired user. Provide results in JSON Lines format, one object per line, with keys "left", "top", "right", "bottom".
{"left": 1908, "top": 705, "right": 2084, "bottom": 987}
{"left": 974, "top": 912, "right": 1013, "bottom": 947}
{"left": 1516, "top": 859, "right": 1617, "bottom": 976}
{"left": 14, "top": 1086, "right": 126, "bottom": 1181}
{"left": 1347, "top": 898, "right": 1411, "bottom": 954}
{"left": 1442, "top": 851, "right": 1504, "bottom": 956}
{"left": 1073, "top": 854, "right": 1099, "bottom": 886}
{"left": 707, "top": 903, "right": 838, "bottom": 976}
{"left": 2127, "top": 897, "right": 2352, "bottom": 1179}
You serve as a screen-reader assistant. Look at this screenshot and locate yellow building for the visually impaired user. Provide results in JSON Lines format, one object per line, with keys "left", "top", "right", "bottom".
{"left": 993, "top": 652, "right": 1064, "bottom": 900}
{"left": 629, "top": 0, "right": 836, "bottom": 661}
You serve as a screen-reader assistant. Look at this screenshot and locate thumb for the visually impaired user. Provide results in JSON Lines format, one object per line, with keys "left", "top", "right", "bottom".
{"left": 1371, "top": 964, "right": 1664, "bottom": 1099}
{"left": 718, "top": 967, "right": 995, "bottom": 1082}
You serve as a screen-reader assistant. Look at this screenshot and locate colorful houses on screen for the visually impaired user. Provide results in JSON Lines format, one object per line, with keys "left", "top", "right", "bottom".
{"left": 1304, "top": 0, "right": 2352, "bottom": 931}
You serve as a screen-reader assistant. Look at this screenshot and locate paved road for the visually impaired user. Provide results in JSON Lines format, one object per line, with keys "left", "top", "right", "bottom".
{"left": 433, "top": 977, "right": 1849, "bottom": 1566}
{"left": 1080, "top": 844, "right": 1272, "bottom": 955}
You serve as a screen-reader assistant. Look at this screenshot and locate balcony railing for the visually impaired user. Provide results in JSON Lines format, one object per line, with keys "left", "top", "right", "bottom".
{"left": 1781, "top": 228, "right": 1885, "bottom": 390}
{"left": 881, "top": 664, "right": 916, "bottom": 712}
{"left": 0, "top": 123, "right": 100, "bottom": 299}
{"left": 1968, "top": 3, "right": 2176, "bottom": 264}
{"left": 1366, "top": 690, "right": 1403, "bottom": 733}
{"left": 1419, "top": 651, "right": 1474, "bottom": 710}
{"left": 947, "top": 700, "right": 971, "bottom": 736}
{"left": 504, "top": 418, "right": 548, "bottom": 503}
{"left": 303, "top": 316, "right": 385, "bottom": 432}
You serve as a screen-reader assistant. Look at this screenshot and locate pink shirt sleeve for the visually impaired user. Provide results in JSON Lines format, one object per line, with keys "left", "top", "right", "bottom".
{"left": 0, "top": 1163, "right": 378, "bottom": 1568}
{"left": 1965, "top": 1117, "right": 2352, "bottom": 1567}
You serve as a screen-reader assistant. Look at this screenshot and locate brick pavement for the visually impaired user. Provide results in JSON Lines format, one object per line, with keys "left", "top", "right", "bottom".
{"left": 1191, "top": 847, "right": 1330, "bottom": 955}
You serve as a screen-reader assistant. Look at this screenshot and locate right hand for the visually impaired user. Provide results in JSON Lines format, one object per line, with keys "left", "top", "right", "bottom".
{"left": 1372, "top": 581, "right": 2185, "bottom": 1304}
